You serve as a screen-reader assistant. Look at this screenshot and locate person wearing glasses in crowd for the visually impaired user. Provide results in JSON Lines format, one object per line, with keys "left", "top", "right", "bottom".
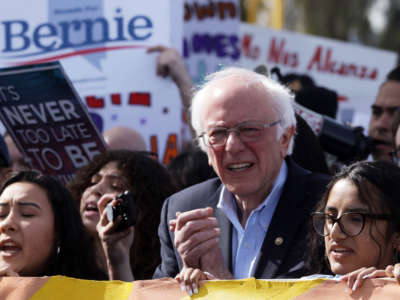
{"left": 368, "top": 66, "right": 400, "bottom": 161}
{"left": 153, "top": 67, "right": 330, "bottom": 286}
{"left": 307, "top": 160, "right": 400, "bottom": 291}
{"left": 176, "top": 160, "right": 400, "bottom": 295}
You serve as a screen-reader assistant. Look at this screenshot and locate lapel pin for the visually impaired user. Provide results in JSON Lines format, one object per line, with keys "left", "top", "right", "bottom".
{"left": 274, "top": 237, "right": 284, "bottom": 246}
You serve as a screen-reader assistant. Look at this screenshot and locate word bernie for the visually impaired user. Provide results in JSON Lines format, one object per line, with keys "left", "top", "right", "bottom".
{"left": 1, "top": 9, "right": 153, "bottom": 53}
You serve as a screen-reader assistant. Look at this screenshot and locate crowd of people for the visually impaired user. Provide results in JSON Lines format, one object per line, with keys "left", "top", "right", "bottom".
{"left": 0, "top": 45, "right": 400, "bottom": 298}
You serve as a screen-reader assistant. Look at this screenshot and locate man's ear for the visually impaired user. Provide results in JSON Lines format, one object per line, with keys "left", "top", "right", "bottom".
{"left": 279, "top": 125, "right": 295, "bottom": 157}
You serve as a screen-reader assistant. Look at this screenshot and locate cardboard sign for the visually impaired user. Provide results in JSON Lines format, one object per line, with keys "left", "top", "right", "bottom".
{"left": 239, "top": 23, "right": 398, "bottom": 129}
{"left": 0, "top": 0, "right": 183, "bottom": 163}
{"left": 183, "top": 0, "right": 241, "bottom": 84}
{"left": 0, "top": 62, "right": 107, "bottom": 182}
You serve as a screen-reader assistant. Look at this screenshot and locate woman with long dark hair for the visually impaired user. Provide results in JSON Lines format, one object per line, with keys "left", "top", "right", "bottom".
{"left": 306, "top": 160, "right": 400, "bottom": 289}
{"left": 68, "top": 150, "right": 177, "bottom": 281}
{"left": 0, "top": 171, "right": 102, "bottom": 279}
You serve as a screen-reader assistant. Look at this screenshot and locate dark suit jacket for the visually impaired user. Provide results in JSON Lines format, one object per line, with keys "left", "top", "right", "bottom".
{"left": 153, "top": 158, "right": 330, "bottom": 279}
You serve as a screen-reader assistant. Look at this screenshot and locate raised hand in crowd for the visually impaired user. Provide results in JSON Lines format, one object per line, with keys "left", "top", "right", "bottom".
{"left": 340, "top": 263, "right": 400, "bottom": 291}
{"left": 171, "top": 207, "right": 233, "bottom": 279}
{"left": 0, "top": 263, "right": 18, "bottom": 277}
{"left": 385, "top": 264, "right": 400, "bottom": 282}
{"left": 171, "top": 207, "right": 220, "bottom": 269}
{"left": 199, "top": 243, "right": 233, "bottom": 279}
{"left": 175, "top": 267, "right": 215, "bottom": 296}
{"left": 147, "top": 45, "right": 195, "bottom": 138}
{"left": 96, "top": 193, "right": 134, "bottom": 281}
{"left": 147, "top": 45, "right": 192, "bottom": 104}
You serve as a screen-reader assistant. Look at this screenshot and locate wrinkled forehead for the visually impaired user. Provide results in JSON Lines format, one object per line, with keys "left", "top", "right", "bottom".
{"left": 200, "top": 78, "right": 278, "bottom": 119}
{"left": 375, "top": 80, "right": 400, "bottom": 106}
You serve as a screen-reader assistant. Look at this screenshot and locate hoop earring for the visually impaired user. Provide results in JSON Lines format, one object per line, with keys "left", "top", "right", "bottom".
{"left": 56, "top": 245, "right": 61, "bottom": 256}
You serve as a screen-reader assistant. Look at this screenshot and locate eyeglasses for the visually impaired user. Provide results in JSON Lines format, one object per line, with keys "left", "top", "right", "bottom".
{"left": 198, "top": 120, "right": 281, "bottom": 148}
{"left": 312, "top": 212, "right": 392, "bottom": 238}
{"left": 389, "top": 149, "right": 400, "bottom": 165}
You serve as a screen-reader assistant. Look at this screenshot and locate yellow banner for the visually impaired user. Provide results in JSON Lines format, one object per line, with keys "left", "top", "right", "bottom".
{"left": 0, "top": 276, "right": 399, "bottom": 299}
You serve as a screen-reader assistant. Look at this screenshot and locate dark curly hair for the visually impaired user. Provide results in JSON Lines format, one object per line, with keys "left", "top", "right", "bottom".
{"left": 67, "top": 150, "right": 177, "bottom": 279}
{"left": 1, "top": 171, "right": 104, "bottom": 279}
{"left": 167, "top": 147, "right": 217, "bottom": 190}
{"left": 307, "top": 160, "right": 400, "bottom": 275}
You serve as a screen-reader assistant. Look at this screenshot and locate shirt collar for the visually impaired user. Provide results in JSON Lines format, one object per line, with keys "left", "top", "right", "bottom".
{"left": 217, "top": 160, "right": 288, "bottom": 230}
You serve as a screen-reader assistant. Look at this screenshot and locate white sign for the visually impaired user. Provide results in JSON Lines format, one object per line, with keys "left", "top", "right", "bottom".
{"left": 184, "top": 0, "right": 241, "bottom": 84}
{"left": 0, "top": 0, "right": 184, "bottom": 164}
{"left": 239, "top": 23, "right": 398, "bottom": 129}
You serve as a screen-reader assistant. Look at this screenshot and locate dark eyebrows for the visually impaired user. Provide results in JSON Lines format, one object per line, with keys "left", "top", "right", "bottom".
{"left": 371, "top": 104, "right": 400, "bottom": 113}
{"left": 325, "top": 206, "right": 369, "bottom": 214}
{"left": 344, "top": 208, "right": 369, "bottom": 213}
{"left": 0, "top": 202, "right": 41, "bottom": 209}
{"left": 107, "top": 174, "right": 123, "bottom": 180}
{"left": 93, "top": 172, "right": 123, "bottom": 181}
{"left": 17, "top": 202, "right": 41, "bottom": 209}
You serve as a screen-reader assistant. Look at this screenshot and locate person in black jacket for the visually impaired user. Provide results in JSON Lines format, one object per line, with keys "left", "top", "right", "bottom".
{"left": 154, "top": 67, "right": 330, "bottom": 283}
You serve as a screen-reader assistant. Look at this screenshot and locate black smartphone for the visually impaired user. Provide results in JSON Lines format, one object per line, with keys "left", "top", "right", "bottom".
{"left": 105, "top": 190, "right": 136, "bottom": 231}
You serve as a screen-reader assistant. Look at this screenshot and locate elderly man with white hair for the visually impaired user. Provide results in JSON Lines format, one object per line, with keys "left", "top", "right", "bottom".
{"left": 154, "top": 67, "right": 330, "bottom": 280}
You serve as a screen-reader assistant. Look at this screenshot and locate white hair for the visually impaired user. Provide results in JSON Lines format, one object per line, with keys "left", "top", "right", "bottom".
{"left": 190, "top": 67, "right": 297, "bottom": 154}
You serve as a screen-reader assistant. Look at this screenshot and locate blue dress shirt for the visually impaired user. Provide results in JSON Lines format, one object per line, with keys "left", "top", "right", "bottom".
{"left": 217, "top": 161, "right": 288, "bottom": 279}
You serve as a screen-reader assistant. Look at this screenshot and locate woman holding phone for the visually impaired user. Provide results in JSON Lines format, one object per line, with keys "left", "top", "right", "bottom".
{"left": 68, "top": 150, "right": 176, "bottom": 281}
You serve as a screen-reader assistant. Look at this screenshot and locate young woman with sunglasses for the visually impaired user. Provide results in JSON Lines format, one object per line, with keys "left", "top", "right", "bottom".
{"left": 176, "top": 160, "right": 400, "bottom": 295}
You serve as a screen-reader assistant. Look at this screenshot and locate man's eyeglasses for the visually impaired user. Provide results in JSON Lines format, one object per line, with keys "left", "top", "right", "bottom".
{"left": 198, "top": 120, "right": 281, "bottom": 149}
{"left": 311, "top": 212, "right": 392, "bottom": 238}
{"left": 389, "top": 149, "right": 400, "bottom": 165}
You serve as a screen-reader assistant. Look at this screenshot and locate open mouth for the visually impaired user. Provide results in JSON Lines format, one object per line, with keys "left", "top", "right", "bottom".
{"left": 83, "top": 202, "right": 100, "bottom": 220}
{"left": 332, "top": 248, "right": 351, "bottom": 253}
{"left": 85, "top": 203, "right": 98, "bottom": 212}
{"left": 227, "top": 163, "right": 253, "bottom": 171}
{"left": 330, "top": 247, "right": 353, "bottom": 259}
{"left": 0, "top": 241, "right": 21, "bottom": 256}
